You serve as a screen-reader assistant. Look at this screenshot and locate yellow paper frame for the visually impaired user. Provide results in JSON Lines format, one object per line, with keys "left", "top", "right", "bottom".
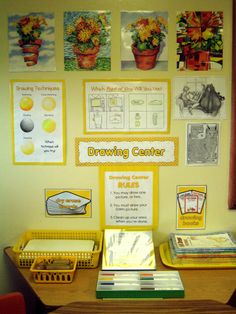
{"left": 100, "top": 165, "right": 158, "bottom": 230}
{"left": 11, "top": 80, "right": 66, "bottom": 165}
{"left": 83, "top": 79, "right": 171, "bottom": 134}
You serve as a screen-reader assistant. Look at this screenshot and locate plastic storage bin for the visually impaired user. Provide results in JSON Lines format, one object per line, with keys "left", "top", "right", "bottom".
{"left": 12, "top": 230, "right": 103, "bottom": 268}
{"left": 30, "top": 256, "right": 77, "bottom": 283}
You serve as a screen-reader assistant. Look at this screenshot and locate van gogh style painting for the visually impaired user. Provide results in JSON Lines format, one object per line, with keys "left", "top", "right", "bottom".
{"left": 64, "top": 11, "right": 111, "bottom": 71}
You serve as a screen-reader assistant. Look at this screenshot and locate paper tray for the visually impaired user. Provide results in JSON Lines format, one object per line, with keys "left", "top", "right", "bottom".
{"left": 13, "top": 230, "right": 103, "bottom": 268}
{"left": 159, "top": 242, "right": 236, "bottom": 269}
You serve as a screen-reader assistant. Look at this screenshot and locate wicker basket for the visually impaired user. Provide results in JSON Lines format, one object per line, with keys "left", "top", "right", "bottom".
{"left": 13, "top": 230, "right": 103, "bottom": 268}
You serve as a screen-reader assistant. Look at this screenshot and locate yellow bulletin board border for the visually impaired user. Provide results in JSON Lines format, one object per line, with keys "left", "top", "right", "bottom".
{"left": 75, "top": 137, "right": 178, "bottom": 166}
{"left": 83, "top": 79, "right": 171, "bottom": 135}
{"left": 99, "top": 165, "right": 158, "bottom": 230}
{"left": 11, "top": 80, "right": 66, "bottom": 165}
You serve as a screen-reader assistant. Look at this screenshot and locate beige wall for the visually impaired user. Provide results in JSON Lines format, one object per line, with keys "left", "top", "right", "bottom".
{"left": 0, "top": 0, "right": 235, "bottom": 293}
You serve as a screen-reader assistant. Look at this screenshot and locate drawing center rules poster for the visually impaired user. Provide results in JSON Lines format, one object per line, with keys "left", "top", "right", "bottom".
{"left": 11, "top": 80, "right": 65, "bottom": 164}
{"left": 84, "top": 80, "right": 170, "bottom": 134}
{"left": 100, "top": 166, "right": 158, "bottom": 228}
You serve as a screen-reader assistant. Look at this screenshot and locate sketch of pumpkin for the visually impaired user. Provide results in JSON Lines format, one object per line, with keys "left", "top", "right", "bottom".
{"left": 16, "top": 15, "right": 47, "bottom": 66}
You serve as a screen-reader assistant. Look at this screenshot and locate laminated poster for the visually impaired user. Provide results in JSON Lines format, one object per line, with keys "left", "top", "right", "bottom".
{"left": 100, "top": 166, "right": 158, "bottom": 228}
{"left": 186, "top": 123, "right": 219, "bottom": 166}
{"left": 84, "top": 80, "right": 170, "bottom": 133}
{"left": 120, "top": 11, "right": 168, "bottom": 71}
{"left": 8, "top": 12, "right": 56, "bottom": 72}
{"left": 176, "top": 185, "right": 207, "bottom": 230}
{"left": 176, "top": 11, "right": 223, "bottom": 71}
{"left": 75, "top": 137, "right": 178, "bottom": 166}
{"left": 173, "top": 77, "right": 226, "bottom": 120}
{"left": 64, "top": 11, "right": 111, "bottom": 71}
{"left": 11, "top": 80, "right": 66, "bottom": 164}
{"left": 45, "top": 189, "right": 92, "bottom": 217}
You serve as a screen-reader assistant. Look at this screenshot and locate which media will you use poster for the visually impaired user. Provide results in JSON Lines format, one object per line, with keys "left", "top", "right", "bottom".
{"left": 84, "top": 80, "right": 170, "bottom": 133}
{"left": 8, "top": 12, "right": 56, "bottom": 71}
{"left": 186, "top": 123, "right": 219, "bottom": 166}
{"left": 100, "top": 166, "right": 158, "bottom": 228}
{"left": 173, "top": 77, "right": 226, "bottom": 119}
{"left": 11, "top": 80, "right": 66, "bottom": 164}
{"left": 176, "top": 185, "right": 207, "bottom": 230}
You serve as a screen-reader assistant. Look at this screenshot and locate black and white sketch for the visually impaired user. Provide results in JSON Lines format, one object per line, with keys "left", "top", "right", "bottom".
{"left": 173, "top": 77, "right": 226, "bottom": 119}
{"left": 186, "top": 123, "right": 219, "bottom": 165}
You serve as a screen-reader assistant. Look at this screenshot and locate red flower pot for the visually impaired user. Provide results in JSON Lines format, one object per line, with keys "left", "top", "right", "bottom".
{"left": 186, "top": 50, "right": 210, "bottom": 71}
{"left": 73, "top": 45, "right": 100, "bottom": 69}
{"left": 131, "top": 44, "right": 160, "bottom": 70}
{"left": 18, "top": 40, "right": 42, "bottom": 66}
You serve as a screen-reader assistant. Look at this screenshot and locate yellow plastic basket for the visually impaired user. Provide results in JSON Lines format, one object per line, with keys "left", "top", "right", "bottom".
{"left": 30, "top": 256, "right": 77, "bottom": 283}
{"left": 13, "top": 230, "right": 103, "bottom": 268}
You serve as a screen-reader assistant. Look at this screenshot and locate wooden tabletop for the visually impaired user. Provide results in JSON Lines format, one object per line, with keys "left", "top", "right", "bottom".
{"left": 4, "top": 246, "right": 236, "bottom": 309}
{"left": 49, "top": 300, "right": 236, "bottom": 313}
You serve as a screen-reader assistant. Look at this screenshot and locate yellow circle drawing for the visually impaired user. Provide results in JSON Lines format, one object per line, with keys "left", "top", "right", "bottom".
{"left": 21, "top": 141, "right": 35, "bottom": 155}
{"left": 42, "top": 119, "right": 56, "bottom": 133}
{"left": 42, "top": 97, "right": 56, "bottom": 111}
{"left": 19, "top": 96, "right": 34, "bottom": 111}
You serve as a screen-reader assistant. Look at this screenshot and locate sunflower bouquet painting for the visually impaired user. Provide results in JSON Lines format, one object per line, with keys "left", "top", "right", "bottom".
{"left": 64, "top": 11, "right": 111, "bottom": 71}
{"left": 176, "top": 11, "right": 223, "bottom": 71}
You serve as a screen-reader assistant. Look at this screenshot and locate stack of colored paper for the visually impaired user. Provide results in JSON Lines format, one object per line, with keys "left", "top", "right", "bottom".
{"left": 168, "top": 231, "right": 236, "bottom": 265}
{"left": 96, "top": 271, "right": 185, "bottom": 299}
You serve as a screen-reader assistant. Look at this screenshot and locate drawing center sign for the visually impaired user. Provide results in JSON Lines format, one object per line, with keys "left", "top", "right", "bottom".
{"left": 75, "top": 137, "right": 178, "bottom": 166}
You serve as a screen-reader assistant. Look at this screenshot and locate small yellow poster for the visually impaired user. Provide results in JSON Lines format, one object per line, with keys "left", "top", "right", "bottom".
{"left": 45, "top": 189, "right": 92, "bottom": 217}
{"left": 176, "top": 185, "right": 206, "bottom": 229}
{"left": 100, "top": 165, "right": 158, "bottom": 229}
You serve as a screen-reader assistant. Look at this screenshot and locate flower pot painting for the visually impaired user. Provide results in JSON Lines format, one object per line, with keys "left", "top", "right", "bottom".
{"left": 8, "top": 13, "right": 55, "bottom": 71}
{"left": 73, "top": 45, "right": 100, "bottom": 69}
{"left": 121, "top": 12, "right": 168, "bottom": 71}
{"left": 131, "top": 44, "right": 160, "bottom": 70}
{"left": 17, "top": 15, "right": 47, "bottom": 66}
{"left": 176, "top": 11, "right": 223, "bottom": 71}
{"left": 64, "top": 11, "right": 111, "bottom": 71}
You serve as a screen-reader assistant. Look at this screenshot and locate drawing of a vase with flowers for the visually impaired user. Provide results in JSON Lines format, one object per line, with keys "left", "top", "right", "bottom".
{"left": 16, "top": 15, "right": 47, "bottom": 66}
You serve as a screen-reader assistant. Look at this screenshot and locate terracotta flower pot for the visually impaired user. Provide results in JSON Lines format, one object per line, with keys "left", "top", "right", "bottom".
{"left": 131, "top": 44, "right": 160, "bottom": 70}
{"left": 18, "top": 40, "right": 42, "bottom": 67}
{"left": 185, "top": 50, "right": 210, "bottom": 71}
{"left": 73, "top": 45, "right": 100, "bottom": 69}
